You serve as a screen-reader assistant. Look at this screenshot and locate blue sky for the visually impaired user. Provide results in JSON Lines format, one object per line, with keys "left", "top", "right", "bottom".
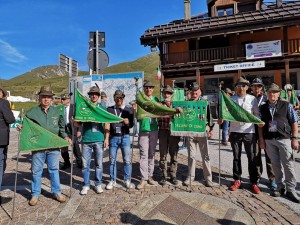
{"left": 0, "top": 0, "right": 207, "bottom": 80}
{"left": 0, "top": 0, "right": 286, "bottom": 80}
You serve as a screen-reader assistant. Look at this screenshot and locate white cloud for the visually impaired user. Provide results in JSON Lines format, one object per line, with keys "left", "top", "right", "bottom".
{"left": 0, "top": 39, "right": 28, "bottom": 63}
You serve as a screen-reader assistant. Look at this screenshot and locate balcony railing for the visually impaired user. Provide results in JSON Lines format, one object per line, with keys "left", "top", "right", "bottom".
{"left": 161, "top": 38, "right": 300, "bottom": 66}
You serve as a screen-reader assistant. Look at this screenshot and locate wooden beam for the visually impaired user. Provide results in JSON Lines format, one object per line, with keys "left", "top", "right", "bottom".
{"left": 285, "top": 60, "right": 290, "bottom": 84}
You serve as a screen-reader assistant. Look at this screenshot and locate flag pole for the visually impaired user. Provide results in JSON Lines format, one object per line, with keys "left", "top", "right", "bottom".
{"left": 218, "top": 82, "right": 223, "bottom": 186}
{"left": 127, "top": 77, "right": 139, "bottom": 193}
{"left": 12, "top": 108, "right": 24, "bottom": 219}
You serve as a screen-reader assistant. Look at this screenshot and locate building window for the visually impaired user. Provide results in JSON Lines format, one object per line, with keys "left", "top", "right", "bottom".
{"left": 217, "top": 5, "right": 234, "bottom": 16}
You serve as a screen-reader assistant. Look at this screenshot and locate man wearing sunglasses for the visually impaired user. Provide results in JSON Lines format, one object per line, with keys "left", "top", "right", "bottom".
{"left": 228, "top": 77, "right": 261, "bottom": 194}
{"left": 105, "top": 90, "right": 134, "bottom": 190}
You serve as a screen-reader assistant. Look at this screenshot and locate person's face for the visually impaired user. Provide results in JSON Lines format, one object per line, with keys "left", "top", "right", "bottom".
{"left": 288, "top": 90, "right": 292, "bottom": 97}
{"left": 0, "top": 91, "right": 3, "bottom": 98}
{"left": 89, "top": 92, "right": 100, "bottom": 104}
{"left": 144, "top": 86, "right": 154, "bottom": 97}
{"left": 235, "top": 84, "right": 248, "bottom": 97}
{"left": 114, "top": 96, "right": 124, "bottom": 106}
{"left": 39, "top": 95, "right": 53, "bottom": 108}
{"left": 267, "top": 91, "right": 280, "bottom": 103}
{"left": 101, "top": 96, "right": 107, "bottom": 102}
{"left": 251, "top": 85, "right": 263, "bottom": 96}
{"left": 190, "top": 89, "right": 201, "bottom": 100}
{"left": 163, "top": 91, "right": 172, "bottom": 101}
{"left": 61, "top": 98, "right": 70, "bottom": 106}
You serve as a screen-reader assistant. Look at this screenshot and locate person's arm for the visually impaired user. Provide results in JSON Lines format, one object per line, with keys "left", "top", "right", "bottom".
{"left": 104, "top": 123, "right": 110, "bottom": 149}
{"left": 2, "top": 100, "right": 15, "bottom": 124}
{"left": 291, "top": 122, "right": 299, "bottom": 150}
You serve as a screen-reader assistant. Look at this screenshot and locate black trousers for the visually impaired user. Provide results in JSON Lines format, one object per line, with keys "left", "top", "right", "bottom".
{"left": 61, "top": 139, "right": 82, "bottom": 166}
{"left": 255, "top": 144, "right": 275, "bottom": 182}
{"left": 230, "top": 132, "right": 259, "bottom": 184}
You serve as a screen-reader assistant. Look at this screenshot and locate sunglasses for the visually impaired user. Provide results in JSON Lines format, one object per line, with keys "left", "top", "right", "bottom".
{"left": 144, "top": 87, "right": 154, "bottom": 89}
{"left": 236, "top": 84, "right": 247, "bottom": 88}
{"left": 61, "top": 98, "right": 66, "bottom": 101}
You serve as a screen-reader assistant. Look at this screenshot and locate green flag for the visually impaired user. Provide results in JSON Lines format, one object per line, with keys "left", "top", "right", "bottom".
{"left": 136, "top": 91, "right": 177, "bottom": 116}
{"left": 20, "top": 117, "right": 70, "bottom": 152}
{"left": 136, "top": 105, "right": 160, "bottom": 120}
{"left": 219, "top": 90, "right": 264, "bottom": 124}
{"left": 74, "top": 89, "right": 123, "bottom": 123}
{"left": 170, "top": 101, "right": 207, "bottom": 137}
{"left": 280, "top": 90, "right": 297, "bottom": 105}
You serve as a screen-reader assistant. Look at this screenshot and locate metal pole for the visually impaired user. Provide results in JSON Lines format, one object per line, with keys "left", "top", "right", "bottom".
{"left": 12, "top": 108, "right": 24, "bottom": 219}
{"left": 96, "top": 30, "right": 99, "bottom": 74}
{"left": 218, "top": 82, "right": 223, "bottom": 186}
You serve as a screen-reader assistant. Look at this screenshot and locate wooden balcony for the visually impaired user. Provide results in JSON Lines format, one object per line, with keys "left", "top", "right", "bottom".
{"left": 161, "top": 38, "right": 300, "bottom": 66}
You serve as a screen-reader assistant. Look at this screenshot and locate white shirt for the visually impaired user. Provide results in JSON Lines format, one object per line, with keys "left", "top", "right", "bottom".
{"left": 230, "top": 94, "right": 260, "bottom": 133}
{"left": 65, "top": 105, "right": 70, "bottom": 124}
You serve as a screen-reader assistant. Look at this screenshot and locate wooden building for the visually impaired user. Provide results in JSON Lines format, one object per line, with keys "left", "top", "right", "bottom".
{"left": 140, "top": 0, "right": 300, "bottom": 94}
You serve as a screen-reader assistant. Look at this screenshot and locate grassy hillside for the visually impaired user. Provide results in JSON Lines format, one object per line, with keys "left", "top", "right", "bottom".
{"left": 0, "top": 52, "right": 160, "bottom": 99}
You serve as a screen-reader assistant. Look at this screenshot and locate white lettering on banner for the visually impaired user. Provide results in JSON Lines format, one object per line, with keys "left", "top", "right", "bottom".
{"left": 214, "top": 61, "right": 265, "bottom": 72}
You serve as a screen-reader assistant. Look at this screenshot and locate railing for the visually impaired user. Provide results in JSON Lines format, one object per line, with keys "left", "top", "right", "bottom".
{"left": 289, "top": 38, "right": 300, "bottom": 54}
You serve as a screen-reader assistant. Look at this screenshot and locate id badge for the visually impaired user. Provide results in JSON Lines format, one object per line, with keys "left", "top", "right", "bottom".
{"left": 268, "top": 121, "right": 277, "bottom": 132}
{"left": 115, "top": 126, "right": 121, "bottom": 134}
{"left": 92, "top": 124, "right": 99, "bottom": 132}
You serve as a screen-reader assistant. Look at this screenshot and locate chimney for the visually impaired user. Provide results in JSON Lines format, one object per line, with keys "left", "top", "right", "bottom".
{"left": 276, "top": 0, "right": 282, "bottom": 8}
{"left": 184, "top": 0, "right": 191, "bottom": 20}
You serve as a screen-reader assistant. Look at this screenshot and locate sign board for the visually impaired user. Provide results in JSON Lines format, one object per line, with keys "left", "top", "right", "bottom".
{"left": 214, "top": 61, "right": 265, "bottom": 72}
{"left": 89, "top": 31, "right": 105, "bottom": 48}
{"left": 71, "top": 72, "right": 143, "bottom": 107}
{"left": 59, "top": 53, "right": 78, "bottom": 77}
{"left": 246, "top": 40, "right": 282, "bottom": 60}
{"left": 87, "top": 49, "right": 109, "bottom": 72}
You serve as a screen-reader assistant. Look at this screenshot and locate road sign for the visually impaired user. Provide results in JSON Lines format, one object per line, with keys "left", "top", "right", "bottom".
{"left": 87, "top": 49, "right": 109, "bottom": 72}
{"left": 89, "top": 31, "right": 105, "bottom": 49}
{"left": 59, "top": 53, "right": 78, "bottom": 77}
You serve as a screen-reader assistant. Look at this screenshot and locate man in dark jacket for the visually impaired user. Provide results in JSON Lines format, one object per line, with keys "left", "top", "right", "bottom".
{"left": 0, "top": 97, "right": 15, "bottom": 195}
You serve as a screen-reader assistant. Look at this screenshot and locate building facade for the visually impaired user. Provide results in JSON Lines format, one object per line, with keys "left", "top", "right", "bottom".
{"left": 140, "top": 0, "right": 300, "bottom": 95}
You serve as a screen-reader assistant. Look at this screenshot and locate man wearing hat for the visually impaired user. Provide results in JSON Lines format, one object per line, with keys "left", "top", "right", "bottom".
{"left": 250, "top": 78, "right": 276, "bottom": 190}
{"left": 137, "top": 81, "right": 159, "bottom": 189}
{"left": 59, "top": 93, "right": 83, "bottom": 170}
{"left": 19, "top": 86, "right": 71, "bottom": 206}
{"left": 100, "top": 92, "right": 108, "bottom": 108}
{"left": 258, "top": 83, "right": 300, "bottom": 203}
{"left": 283, "top": 84, "right": 299, "bottom": 110}
{"left": 105, "top": 90, "right": 134, "bottom": 190}
{"left": 158, "top": 85, "right": 182, "bottom": 186}
{"left": 225, "top": 77, "right": 261, "bottom": 194}
{"left": 183, "top": 82, "right": 214, "bottom": 187}
{"left": 74, "top": 86, "right": 109, "bottom": 195}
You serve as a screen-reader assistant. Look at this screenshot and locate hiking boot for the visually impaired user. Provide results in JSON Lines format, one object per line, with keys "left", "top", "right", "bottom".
{"left": 29, "top": 196, "right": 39, "bottom": 206}
{"left": 286, "top": 191, "right": 300, "bottom": 203}
{"left": 124, "top": 180, "right": 135, "bottom": 189}
{"left": 170, "top": 177, "right": 178, "bottom": 185}
{"left": 137, "top": 180, "right": 147, "bottom": 190}
{"left": 159, "top": 177, "right": 166, "bottom": 186}
{"left": 80, "top": 186, "right": 90, "bottom": 195}
{"left": 229, "top": 180, "right": 241, "bottom": 191}
{"left": 106, "top": 181, "right": 116, "bottom": 190}
{"left": 60, "top": 163, "right": 71, "bottom": 170}
{"left": 205, "top": 180, "right": 213, "bottom": 187}
{"left": 148, "top": 177, "right": 156, "bottom": 185}
{"left": 95, "top": 185, "right": 103, "bottom": 194}
{"left": 252, "top": 184, "right": 261, "bottom": 194}
{"left": 269, "top": 181, "right": 277, "bottom": 191}
{"left": 271, "top": 187, "right": 286, "bottom": 197}
{"left": 53, "top": 193, "right": 66, "bottom": 203}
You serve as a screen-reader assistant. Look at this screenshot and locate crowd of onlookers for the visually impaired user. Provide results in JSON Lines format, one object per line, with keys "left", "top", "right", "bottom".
{"left": 0, "top": 78, "right": 299, "bottom": 206}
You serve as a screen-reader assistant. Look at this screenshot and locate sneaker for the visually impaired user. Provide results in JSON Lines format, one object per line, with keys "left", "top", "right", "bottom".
{"left": 29, "top": 196, "right": 39, "bottom": 206}
{"left": 183, "top": 177, "right": 194, "bottom": 186}
{"left": 269, "top": 181, "right": 277, "bottom": 190}
{"left": 252, "top": 184, "right": 261, "bottom": 194}
{"left": 147, "top": 177, "right": 156, "bottom": 185}
{"left": 124, "top": 180, "right": 135, "bottom": 189}
{"left": 80, "top": 186, "right": 90, "bottom": 195}
{"left": 205, "top": 180, "right": 213, "bottom": 187}
{"left": 53, "top": 193, "right": 66, "bottom": 203}
{"left": 271, "top": 187, "right": 286, "bottom": 197}
{"left": 137, "top": 180, "right": 147, "bottom": 190}
{"left": 106, "top": 181, "right": 116, "bottom": 190}
{"left": 229, "top": 180, "right": 241, "bottom": 191}
{"left": 170, "top": 177, "right": 178, "bottom": 185}
{"left": 286, "top": 191, "right": 300, "bottom": 203}
{"left": 159, "top": 177, "right": 167, "bottom": 186}
{"left": 95, "top": 185, "right": 103, "bottom": 194}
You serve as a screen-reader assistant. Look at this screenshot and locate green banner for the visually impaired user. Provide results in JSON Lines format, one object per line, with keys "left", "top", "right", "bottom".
{"left": 219, "top": 90, "right": 264, "bottom": 124}
{"left": 74, "top": 89, "right": 123, "bottom": 123}
{"left": 280, "top": 90, "right": 297, "bottom": 105}
{"left": 161, "top": 88, "right": 185, "bottom": 101}
{"left": 136, "top": 91, "right": 177, "bottom": 116}
{"left": 136, "top": 105, "right": 160, "bottom": 120}
{"left": 170, "top": 101, "right": 207, "bottom": 137}
{"left": 20, "top": 117, "right": 70, "bottom": 152}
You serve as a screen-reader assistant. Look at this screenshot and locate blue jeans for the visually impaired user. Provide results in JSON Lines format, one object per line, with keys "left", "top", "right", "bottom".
{"left": 82, "top": 142, "right": 104, "bottom": 187}
{"left": 222, "top": 120, "right": 230, "bottom": 143}
{"left": 31, "top": 149, "right": 61, "bottom": 197}
{"left": 109, "top": 135, "right": 131, "bottom": 181}
{"left": 0, "top": 146, "right": 8, "bottom": 191}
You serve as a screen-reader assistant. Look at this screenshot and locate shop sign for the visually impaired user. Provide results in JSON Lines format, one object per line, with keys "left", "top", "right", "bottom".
{"left": 214, "top": 61, "right": 265, "bottom": 72}
{"left": 246, "top": 40, "right": 282, "bottom": 59}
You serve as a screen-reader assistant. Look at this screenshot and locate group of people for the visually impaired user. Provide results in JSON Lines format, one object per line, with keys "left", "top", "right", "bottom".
{"left": 0, "top": 77, "right": 299, "bottom": 207}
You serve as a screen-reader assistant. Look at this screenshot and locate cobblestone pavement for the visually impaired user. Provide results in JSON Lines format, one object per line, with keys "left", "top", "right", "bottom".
{"left": 0, "top": 129, "right": 299, "bottom": 225}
